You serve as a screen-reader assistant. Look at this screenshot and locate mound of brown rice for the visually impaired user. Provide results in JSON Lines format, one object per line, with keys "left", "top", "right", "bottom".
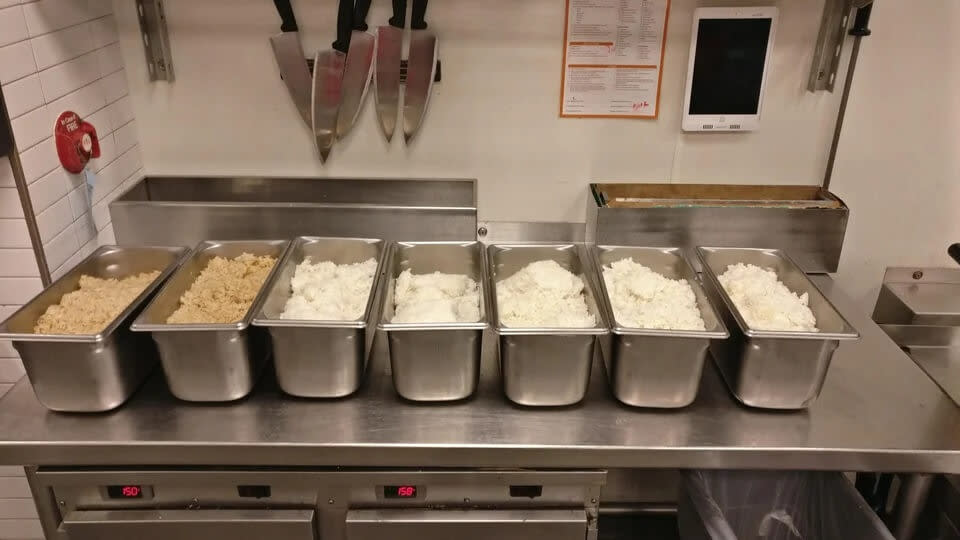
{"left": 166, "top": 253, "right": 276, "bottom": 324}
{"left": 33, "top": 272, "right": 160, "bottom": 334}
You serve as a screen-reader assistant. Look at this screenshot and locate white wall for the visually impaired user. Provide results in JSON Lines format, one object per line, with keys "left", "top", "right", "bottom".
{"left": 0, "top": 0, "right": 148, "bottom": 537}
{"left": 0, "top": 0, "right": 146, "bottom": 283}
{"left": 115, "top": 0, "right": 847, "bottom": 222}
{"left": 830, "top": 1, "right": 960, "bottom": 310}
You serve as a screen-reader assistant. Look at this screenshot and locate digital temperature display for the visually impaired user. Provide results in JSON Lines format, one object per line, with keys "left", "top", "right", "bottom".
{"left": 106, "top": 485, "right": 144, "bottom": 499}
{"left": 383, "top": 485, "right": 418, "bottom": 499}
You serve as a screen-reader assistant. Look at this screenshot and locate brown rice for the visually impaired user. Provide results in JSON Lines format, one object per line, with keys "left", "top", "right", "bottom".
{"left": 166, "top": 253, "right": 276, "bottom": 324}
{"left": 33, "top": 272, "right": 161, "bottom": 334}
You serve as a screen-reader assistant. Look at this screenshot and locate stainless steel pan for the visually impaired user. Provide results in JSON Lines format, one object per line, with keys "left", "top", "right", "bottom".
{"left": 132, "top": 240, "right": 289, "bottom": 402}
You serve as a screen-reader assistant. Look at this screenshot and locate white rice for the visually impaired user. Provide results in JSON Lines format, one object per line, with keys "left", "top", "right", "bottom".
{"left": 496, "top": 260, "right": 596, "bottom": 328}
{"left": 718, "top": 263, "right": 818, "bottom": 332}
{"left": 602, "top": 258, "right": 705, "bottom": 331}
{"left": 392, "top": 270, "right": 481, "bottom": 323}
{"left": 280, "top": 257, "right": 378, "bottom": 320}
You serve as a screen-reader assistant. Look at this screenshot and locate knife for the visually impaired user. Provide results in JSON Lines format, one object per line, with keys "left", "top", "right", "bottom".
{"left": 310, "top": 0, "right": 352, "bottom": 161}
{"left": 403, "top": 0, "right": 436, "bottom": 143}
{"left": 269, "top": 0, "right": 313, "bottom": 128}
{"left": 373, "top": 0, "right": 408, "bottom": 142}
{"left": 335, "top": 0, "right": 375, "bottom": 139}
{"left": 374, "top": 28, "right": 402, "bottom": 142}
{"left": 312, "top": 50, "right": 346, "bottom": 163}
{"left": 336, "top": 31, "right": 375, "bottom": 139}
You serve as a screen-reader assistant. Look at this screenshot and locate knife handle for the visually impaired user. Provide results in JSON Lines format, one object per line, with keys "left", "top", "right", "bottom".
{"left": 353, "top": 0, "right": 372, "bottom": 31}
{"left": 949, "top": 244, "right": 960, "bottom": 266}
{"left": 389, "top": 0, "right": 406, "bottom": 28}
{"left": 333, "top": 0, "right": 354, "bottom": 53}
{"left": 272, "top": 0, "right": 298, "bottom": 32}
{"left": 411, "top": 0, "right": 428, "bottom": 30}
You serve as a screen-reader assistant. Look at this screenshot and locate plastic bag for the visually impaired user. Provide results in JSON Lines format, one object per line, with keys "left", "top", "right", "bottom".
{"left": 678, "top": 471, "right": 895, "bottom": 540}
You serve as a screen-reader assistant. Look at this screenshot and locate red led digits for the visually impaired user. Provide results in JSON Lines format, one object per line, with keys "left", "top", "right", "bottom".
{"left": 384, "top": 485, "right": 418, "bottom": 498}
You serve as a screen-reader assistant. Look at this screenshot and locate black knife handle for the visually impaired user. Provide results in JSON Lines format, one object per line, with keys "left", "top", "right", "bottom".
{"left": 272, "top": 0, "right": 298, "bottom": 32}
{"left": 333, "top": 0, "right": 354, "bottom": 53}
{"left": 949, "top": 244, "right": 960, "bottom": 266}
{"left": 849, "top": 3, "right": 873, "bottom": 37}
{"left": 389, "top": 0, "right": 406, "bottom": 28}
{"left": 411, "top": 0, "right": 428, "bottom": 30}
{"left": 353, "top": 0, "right": 372, "bottom": 31}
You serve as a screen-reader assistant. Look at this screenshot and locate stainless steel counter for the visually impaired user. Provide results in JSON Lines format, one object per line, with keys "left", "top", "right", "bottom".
{"left": 1, "top": 276, "right": 959, "bottom": 472}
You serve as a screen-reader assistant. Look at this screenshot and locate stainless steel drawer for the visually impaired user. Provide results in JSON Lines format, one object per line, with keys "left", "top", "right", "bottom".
{"left": 346, "top": 509, "right": 587, "bottom": 540}
{"left": 63, "top": 509, "right": 315, "bottom": 540}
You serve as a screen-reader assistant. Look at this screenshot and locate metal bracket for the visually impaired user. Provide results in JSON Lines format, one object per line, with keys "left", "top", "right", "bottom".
{"left": 808, "top": 0, "right": 872, "bottom": 92}
{"left": 136, "top": 0, "right": 175, "bottom": 81}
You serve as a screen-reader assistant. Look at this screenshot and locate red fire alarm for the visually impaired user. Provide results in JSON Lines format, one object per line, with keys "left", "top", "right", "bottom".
{"left": 54, "top": 111, "right": 100, "bottom": 173}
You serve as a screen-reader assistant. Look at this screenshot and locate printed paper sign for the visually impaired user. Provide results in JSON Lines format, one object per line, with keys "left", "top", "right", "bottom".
{"left": 560, "top": 0, "right": 670, "bottom": 118}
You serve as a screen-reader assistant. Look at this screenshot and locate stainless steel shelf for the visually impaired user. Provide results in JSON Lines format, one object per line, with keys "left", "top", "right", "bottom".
{"left": 0, "top": 276, "right": 958, "bottom": 472}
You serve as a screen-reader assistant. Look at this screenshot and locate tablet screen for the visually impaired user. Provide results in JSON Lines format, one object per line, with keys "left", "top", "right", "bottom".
{"left": 689, "top": 18, "right": 773, "bottom": 115}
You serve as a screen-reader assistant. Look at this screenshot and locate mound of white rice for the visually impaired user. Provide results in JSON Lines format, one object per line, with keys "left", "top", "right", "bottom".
{"left": 392, "top": 270, "right": 481, "bottom": 323}
{"left": 602, "top": 258, "right": 705, "bottom": 331}
{"left": 280, "top": 257, "right": 378, "bottom": 320}
{"left": 718, "top": 263, "right": 818, "bottom": 332}
{"left": 496, "top": 260, "right": 596, "bottom": 328}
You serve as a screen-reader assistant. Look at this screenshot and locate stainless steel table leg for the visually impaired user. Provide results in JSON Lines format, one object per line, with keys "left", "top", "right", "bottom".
{"left": 893, "top": 473, "right": 935, "bottom": 540}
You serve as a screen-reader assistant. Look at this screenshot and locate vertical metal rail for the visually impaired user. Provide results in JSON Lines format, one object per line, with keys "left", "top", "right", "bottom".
{"left": 823, "top": 3, "right": 874, "bottom": 190}
{"left": 0, "top": 87, "right": 52, "bottom": 285}
{"left": 136, "top": 0, "right": 175, "bottom": 81}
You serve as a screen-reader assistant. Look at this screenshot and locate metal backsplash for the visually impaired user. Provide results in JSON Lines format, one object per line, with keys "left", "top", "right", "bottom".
{"left": 109, "top": 176, "right": 478, "bottom": 246}
{"left": 586, "top": 184, "right": 849, "bottom": 274}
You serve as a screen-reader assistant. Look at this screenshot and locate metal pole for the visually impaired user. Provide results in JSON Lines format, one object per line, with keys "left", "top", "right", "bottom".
{"left": 823, "top": 2, "right": 874, "bottom": 190}
{"left": 0, "top": 87, "right": 52, "bottom": 286}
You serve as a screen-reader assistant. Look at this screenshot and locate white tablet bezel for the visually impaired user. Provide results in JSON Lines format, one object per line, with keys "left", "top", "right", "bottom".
{"left": 681, "top": 6, "right": 779, "bottom": 132}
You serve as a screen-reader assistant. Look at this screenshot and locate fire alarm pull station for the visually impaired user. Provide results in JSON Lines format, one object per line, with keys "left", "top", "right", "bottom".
{"left": 55, "top": 111, "right": 100, "bottom": 173}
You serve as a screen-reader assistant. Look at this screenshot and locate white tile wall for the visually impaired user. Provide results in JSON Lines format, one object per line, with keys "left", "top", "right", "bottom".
{"left": 0, "top": 41, "right": 36, "bottom": 84}
{"left": 31, "top": 22, "right": 93, "bottom": 71}
{"left": 0, "top": 477, "right": 28, "bottom": 499}
{"left": 35, "top": 195, "right": 72, "bottom": 242}
{"left": 38, "top": 50, "right": 99, "bottom": 102}
{"left": 0, "top": 6, "right": 27, "bottom": 48}
{"left": 18, "top": 137, "right": 57, "bottom": 183}
{"left": 0, "top": 498, "right": 38, "bottom": 519}
{"left": 0, "top": 218, "right": 30, "bottom": 248}
{"left": 1, "top": 74, "right": 41, "bottom": 119}
{"left": 1, "top": 1, "right": 140, "bottom": 289}
{"left": 0, "top": 358, "right": 24, "bottom": 383}
{"left": 10, "top": 103, "right": 51, "bottom": 150}
{"left": 0, "top": 249, "right": 38, "bottom": 277}
{"left": 0, "top": 2, "right": 136, "bottom": 535}
{"left": 28, "top": 168, "right": 67, "bottom": 213}
{"left": 0, "top": 188, "right": 23, "bottom": 218}
{"left": 0, "top": 305, "right": 22, "bottom": 364}
{"left": 0, "top": 277, "right": 41, "bottom": 305}
{"left": 0, "top": 157, "right": 13, "bottom": 188}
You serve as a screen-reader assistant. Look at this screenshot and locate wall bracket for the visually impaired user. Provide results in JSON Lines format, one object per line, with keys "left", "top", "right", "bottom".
{"left": 136, "top": 0, "right": 175, "bottom": 81}
{"left": 808, "top": 0, "right": 872, "bottom": 92}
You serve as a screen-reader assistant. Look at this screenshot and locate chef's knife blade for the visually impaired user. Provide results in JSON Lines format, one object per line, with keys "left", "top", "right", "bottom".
{"left": 403, "top": 31, "right": 437, "bottom": 143}
{"left": 374, "top": 26, "right": 402, "bottom": 142}
{"left": 312, "top": 49, "right": 346, "bottom": 162}
{"left": 269, "top": 0, "right": 312, "bottom": 128}
{"left": 336, "top": 31, "right": 376, "bottom": 140}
